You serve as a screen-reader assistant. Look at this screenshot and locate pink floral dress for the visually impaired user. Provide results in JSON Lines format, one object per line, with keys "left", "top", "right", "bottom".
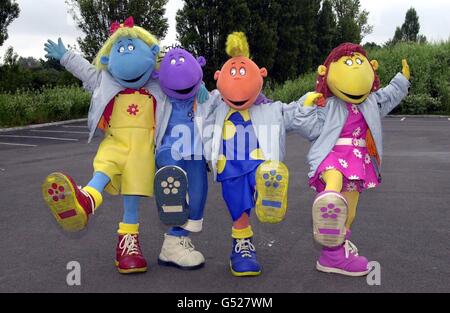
{"left": 309, "top": 103, "right": 381, "bottom": 193}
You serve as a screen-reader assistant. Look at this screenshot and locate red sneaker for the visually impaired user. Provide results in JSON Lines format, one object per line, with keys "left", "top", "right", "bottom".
{"left": 42, "top": 172, "right": 95, "bottom": 232}
{"left": 115, "top": 233, "right": 148, "bottom": 274}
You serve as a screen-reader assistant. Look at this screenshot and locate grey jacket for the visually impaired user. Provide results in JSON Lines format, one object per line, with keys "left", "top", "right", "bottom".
{"left": 204, "top": 90, "right": 311, "bottom": 179}
{"left": 61, "top": 51, "right": 208, "bottom": 147}
{"left": 296, "top": 73, "right": 410, "bottom": 178}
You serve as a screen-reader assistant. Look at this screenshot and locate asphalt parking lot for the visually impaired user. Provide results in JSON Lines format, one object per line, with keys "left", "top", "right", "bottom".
{"left": 0, "top": 117, "right": 449, "bottom": 293}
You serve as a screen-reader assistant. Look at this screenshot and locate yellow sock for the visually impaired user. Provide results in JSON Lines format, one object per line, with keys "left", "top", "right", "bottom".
{"left": 118, "top": 222, "right": 139, "bottom": 235}
{"left": 322, "top": 169, "right": 343, "bottom": 192}
{"left": 82, "top": 186, "right": 103, "bottom": 209}
{"left": 232, "top": 226, "right": 253, "bottom": 239}
{"left": 342, "top": 191, "right": 360, "bottom": 229}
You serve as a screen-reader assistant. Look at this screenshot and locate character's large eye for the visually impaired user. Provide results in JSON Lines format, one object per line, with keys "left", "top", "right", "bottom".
{"left": 127, "top": 44, "right": 135, "bottom": 51}
{"left": 170, "top": 58, "right": 177, "bottom": 65}
{"left": 118, "top": 46, "right": 125, "bottom": 53}
{"left": 239, "top": 67, "right": 246, "bottom": 76}
{"left": 230, "top": 67, "right": 237, "bottom": 76}
{"left": 355, "top": 58, "right": 363, "bottom": 65}
{"left": 345, "top": 59, "right": 353, "bottom": 66}
{"left": 179, "top": 57, "right": 185, "bottom": 63}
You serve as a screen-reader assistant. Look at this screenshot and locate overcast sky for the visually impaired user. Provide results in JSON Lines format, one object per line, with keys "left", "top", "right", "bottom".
{"left": 1, "top": 0, "right": 449, "bottom": 60}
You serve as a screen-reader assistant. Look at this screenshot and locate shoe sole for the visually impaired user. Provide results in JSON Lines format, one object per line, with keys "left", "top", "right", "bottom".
{"left": 316, "top": 261, "right": 369, "bottom": 277}
{"left": 114, "top": 261, "right": 147, "bottom": 274}
{"left": 42, "top": 172, "right": 88, "bottom": 232}
{"left": 312, "top": 191, "right": 348, "bottom": 247}
{"left": 229, "top": 262, "right": 261, "bottom": 277}
{"left": 157, "top": 258, "right": 205, "bottom": 271}
{"left": 255, "top": 161, "right": 289, "bottom": 224}
{"left": 155, "top": 166, "right": 189, "bottom": 226}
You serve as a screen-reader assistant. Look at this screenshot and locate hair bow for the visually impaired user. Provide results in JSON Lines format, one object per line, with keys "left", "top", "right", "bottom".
{"left": 109, "top": 16, "right": 134, "bottom": 35}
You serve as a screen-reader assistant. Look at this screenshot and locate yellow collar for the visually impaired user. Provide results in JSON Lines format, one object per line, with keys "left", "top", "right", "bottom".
{"left": 225, "top": 109, "right": 251, "bottom": 121}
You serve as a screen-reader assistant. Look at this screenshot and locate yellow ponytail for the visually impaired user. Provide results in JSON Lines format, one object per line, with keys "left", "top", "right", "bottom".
{"left": 225, "top": 32, "right": 250, "bottom": 58}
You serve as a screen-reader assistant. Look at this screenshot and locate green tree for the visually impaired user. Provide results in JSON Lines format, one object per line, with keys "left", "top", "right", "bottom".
{"left": 393, "top": 26, "right": 404, "bottom": 43}
{"left": 176, "top": 0, "right": 251, "bottom": 88}
{"left": 387, "top": 7, "right": 426, "bottom": 46}
{"left": 401, "top": 7, "right": 420, "bottom": 42}
{"left": 315, "top": 0, "right": 337, "bottom": 65}
{"left": 363, "top": 42, "right": 381, "bottom": 50}
{"left": 296, "top": 0, "right": 321, "bottom": 74}
{"left": 3, "top": 46, "right": 18, "bottom": 66}
{"left": 0, "top": 0, "right": 20, "bottom": 46}
{"left": 271, "top": 0, "right": 303, "bottom": 82}
{"left": 177, "top": 0, "right": 282, "bottom": 86}
{"left": 67, "top": 0, "right": 169, "bottom": 60}
{"left": 330, "top": 0, "right": 373, "bottom": 44}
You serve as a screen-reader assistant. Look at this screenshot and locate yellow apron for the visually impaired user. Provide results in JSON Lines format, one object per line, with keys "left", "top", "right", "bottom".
{"left": 93, "top": 90, "right": 155, "bottom": 196}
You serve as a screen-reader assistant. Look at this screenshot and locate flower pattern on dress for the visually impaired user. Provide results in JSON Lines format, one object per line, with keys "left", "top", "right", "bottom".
{"left": 346, "top": 182, "right": 358, "bottom": 192}
{"left": 367, "top": 182, "right": 377, "bottom": 189}
{"left": 339, "top": 158, "right": 349, "bottom": 169}
{"left": 127, "top": 104, "right": 139, "bottom": 116}
{"left": 309, "top": 103, "right": 380, "bottom": 194}
{"left": 352, "top": 127, "right": 361, "bottom": 137}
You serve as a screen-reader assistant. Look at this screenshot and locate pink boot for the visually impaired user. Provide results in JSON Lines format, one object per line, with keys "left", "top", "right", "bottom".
{"left": 316, "top": 231, "right": 370, "bottom": 277}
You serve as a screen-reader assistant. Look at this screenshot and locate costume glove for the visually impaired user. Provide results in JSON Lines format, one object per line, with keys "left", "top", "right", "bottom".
{"left": 402, "top": 59, "right": 410, "bottom": 81}
{"left": 197, "top": 83, "right": 209, "bottom": 104}
{"left": 44, "top": 38, "right": 68, "bottom": 61}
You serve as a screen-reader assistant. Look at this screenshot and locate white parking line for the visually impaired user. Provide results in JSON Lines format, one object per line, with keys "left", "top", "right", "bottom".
{"left": 31, "top": 129, "right": 89, "bottom": 134}
{"left": 0, "top": 142, "right": 37, "bottom": 147}
{"left": 0, "top": 135, "right": 79, "bottom": 141}
{"left": 401, "top": 117, "right": 406, "bottom": 121}
{"left": 62, "top": 125, "right": 88, "bottom": 129}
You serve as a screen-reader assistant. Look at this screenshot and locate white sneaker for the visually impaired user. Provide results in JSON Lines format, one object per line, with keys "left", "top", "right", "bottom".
{"left": 158, "top": 234, "right": 205, "bottom": 270}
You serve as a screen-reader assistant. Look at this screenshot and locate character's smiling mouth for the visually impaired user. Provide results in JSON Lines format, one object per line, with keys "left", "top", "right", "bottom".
{"left": 172, "top": 85, "right": 195, "bottom": 95}
{"left": 338, "top": 89, "right": 366, "bottom": 100}
{"left": 228, "top": 99, "right": 249, "bottom": 107}
{"left": 122, "top": 73, "right": 145, "bottom": 83}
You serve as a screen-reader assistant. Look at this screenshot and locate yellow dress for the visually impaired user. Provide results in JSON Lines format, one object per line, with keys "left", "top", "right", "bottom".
{"left": 93, "top": 90, "right": 155, "bottom": 196}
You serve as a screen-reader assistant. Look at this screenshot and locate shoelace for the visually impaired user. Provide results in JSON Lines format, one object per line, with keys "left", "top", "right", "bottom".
{"left": 179, "top": 237, "right": 195, "bottom": 251}
{"left": 79, "top": 186, "right": 95, "bottom": 215}
{"left": 119, "top": 234, "right": 140, "bottom": 256}
{"left": 235, "top": 238, "right": 256, "bottom": 258}
{"left": 344, "top": 240, "right": 359, "bottom": 259}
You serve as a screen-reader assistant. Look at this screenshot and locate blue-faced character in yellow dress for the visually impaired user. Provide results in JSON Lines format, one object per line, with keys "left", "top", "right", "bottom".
{"left": 41, "top": 17, "right": 161, "bottom": 274}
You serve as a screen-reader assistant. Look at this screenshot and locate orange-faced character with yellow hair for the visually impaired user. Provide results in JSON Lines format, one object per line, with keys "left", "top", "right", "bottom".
{"left": 201, "top": 32, "right": 313, "bottom": 277}
{"left": 297, "top": 43, "right": 411, "bottom": 277}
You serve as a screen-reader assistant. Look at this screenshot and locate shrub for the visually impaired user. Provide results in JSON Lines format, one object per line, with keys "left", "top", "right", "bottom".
{"left": 265, "top": 41, "right": 450, "bottom": 115}
{"left": 0, "top": 86, "right": 90, "bottom": 127}
{"left": 265, "top": 72, "right": 316, "bottom": 103}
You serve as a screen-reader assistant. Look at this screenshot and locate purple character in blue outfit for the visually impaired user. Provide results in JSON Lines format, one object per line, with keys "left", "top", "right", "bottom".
{"left": 152, "top": 46, "right": 210, "bottom": 270}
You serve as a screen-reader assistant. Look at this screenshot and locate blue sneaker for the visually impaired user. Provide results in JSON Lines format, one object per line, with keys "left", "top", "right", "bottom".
{"left": 230, "top": 238, "right": 261, "bottom": 277}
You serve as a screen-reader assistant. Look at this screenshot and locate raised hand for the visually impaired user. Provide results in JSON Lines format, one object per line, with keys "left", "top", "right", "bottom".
{"left": 402, "top": 59, "right": 410, "bottom": 81}
{"left": 304, "top": 92, "right": 325, "bottom": 107}
{"left": 44, "top": 38, "right": 68, "bottom": 61}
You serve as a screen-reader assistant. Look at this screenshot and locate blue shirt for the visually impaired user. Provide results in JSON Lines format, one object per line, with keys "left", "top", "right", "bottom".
{"left": 217, "top": 110, "right": 265, "bottom": 181}
{"left": 160, "top": 97, "right": 202, "bottom": 159}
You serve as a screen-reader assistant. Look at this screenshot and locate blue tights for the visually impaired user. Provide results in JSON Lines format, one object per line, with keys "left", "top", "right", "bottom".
{"left": 87, "top": 172, "right": 140, "bottom": 224}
